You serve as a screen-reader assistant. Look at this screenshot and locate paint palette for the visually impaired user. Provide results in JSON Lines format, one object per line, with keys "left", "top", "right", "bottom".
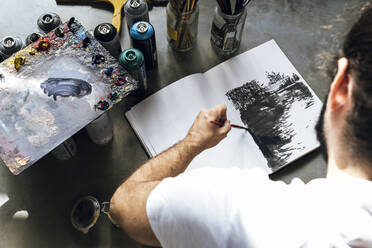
{"left": 0, "top": 18, "right": 138, "bottom": 175}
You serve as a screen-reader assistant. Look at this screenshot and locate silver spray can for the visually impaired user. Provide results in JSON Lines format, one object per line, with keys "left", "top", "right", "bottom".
{"left": 85, "top": 112, "right": 113, "bottom": 145}
{"left": 0, "top": 36, "right": 25, "bottom": 59}
{"left": 93, "top": 23, "right": 122, "bottom": 59}
{"left": 51, "top": 137, "right": 77, "bottom": 160}
{"left": 25, "top": 33, "right": 41, "bottom": 46}
{"left": 37, "top": 12, "right": 62, "bottom": 34}
{"left": 124, "top": 0, "right": 149, "bottom": 31}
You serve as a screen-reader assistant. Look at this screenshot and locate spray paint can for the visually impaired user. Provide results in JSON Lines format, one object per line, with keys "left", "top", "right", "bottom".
{"left": 119, "top": 48, "right": 147, "bottom": 93}
{"left": 25, "top": 33, "right": 41, "bottom": 46}
{"left": 93, "top": 23, "right": 122, "bottom": 59}
{"left": 37, "top": 12, "right": 62, "bottom": 34}
{"left": 85, "top": 112, "right": 113, "bottom": 145}
{"left": 51, "top": 137, "right": 77, "bottom": 160}
{"left": 130, "top": 21, "right": 157, "bottom": 70}
{"left": 0, "top": 36, "right": 25, "bottom": 59}
{"left": 124, "top": 0, "right": 149, "bottom": 31}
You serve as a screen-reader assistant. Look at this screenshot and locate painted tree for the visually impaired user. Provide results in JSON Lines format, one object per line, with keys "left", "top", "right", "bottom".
{"left": 226, "top": 72, "right": 314, "bottom": 170}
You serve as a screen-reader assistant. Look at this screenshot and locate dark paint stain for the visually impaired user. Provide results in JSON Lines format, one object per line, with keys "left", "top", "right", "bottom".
{"left": 92, "top": 54, "right": 105, "bottom": 65}
{"left": 40, "top": 78, "right": 92, "bottom": 101}
{"left": 82, "top": 37, "right": 91, "bottom": 47}
{"left": 67, "top": 17, "right": 79, "bottom": 33}
{"left": 226, "top": 72, "right": 315, "bottom": 171}
{"left": 55, "top": 27, "right": 65, "bottom": 38}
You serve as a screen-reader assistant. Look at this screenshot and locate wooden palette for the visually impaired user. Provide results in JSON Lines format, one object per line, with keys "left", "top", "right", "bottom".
{"left": 56, "top": 0, "right": 129, "bottom": 32}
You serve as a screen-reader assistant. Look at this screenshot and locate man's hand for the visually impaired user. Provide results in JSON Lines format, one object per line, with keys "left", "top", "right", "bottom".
{"left": 185, "top": 104, "right": 232, "bottom": 151}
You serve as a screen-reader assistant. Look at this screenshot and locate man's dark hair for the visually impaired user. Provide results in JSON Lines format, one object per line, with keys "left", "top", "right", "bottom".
{"left": 343, "top": 7, "right": 372, "bottom": 163}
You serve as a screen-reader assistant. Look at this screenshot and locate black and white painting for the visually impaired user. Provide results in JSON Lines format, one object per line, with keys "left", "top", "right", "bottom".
{"left": 226, "top": 72, "right": 316, "bottom": 171}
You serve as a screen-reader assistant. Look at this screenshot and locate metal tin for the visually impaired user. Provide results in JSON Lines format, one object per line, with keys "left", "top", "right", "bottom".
{"left": 25, "top": 33, "right": 41, "bottom": 46}
{"left": 130, "top": 21, "right": 157, "bottom": 70}
{"left": 119, "top": 48, "right": 147, "bottom": 93}
{"left": 93, "top": 23, "right": 122, "bottom": 59}
{"left": 71, "top": 196, "right": 117, "bottom": 234}
{"left": 124, "top": 0, "right": 149, "bottom": 31}
{"left": 0, "top": 36, "right": 25, "bottom": 59}
{"left": 51, "top": 137, "right": 77, "bottom": 160}
{"left": 85, "top": 112, "right": 113, "bottom": 145}
{"left": 37, "top": 12, "right": 62, "bottom": 34}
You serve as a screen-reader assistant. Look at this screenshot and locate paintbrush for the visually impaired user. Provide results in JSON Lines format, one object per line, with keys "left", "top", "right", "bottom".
{"left": 210, "top": 120, "right": 249, "bottom": 131}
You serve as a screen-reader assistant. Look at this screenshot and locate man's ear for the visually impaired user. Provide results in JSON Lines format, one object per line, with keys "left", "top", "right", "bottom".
{"left": 328, "top": 58, "right": 352, "bottom": 111}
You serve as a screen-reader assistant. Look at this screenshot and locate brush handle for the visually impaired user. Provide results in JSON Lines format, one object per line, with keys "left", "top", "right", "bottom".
{"left": 210, "top": 120, "right": 248, "bottom": 131}
{"left": 111, "top": 1, "right": 124, "bottom": 32}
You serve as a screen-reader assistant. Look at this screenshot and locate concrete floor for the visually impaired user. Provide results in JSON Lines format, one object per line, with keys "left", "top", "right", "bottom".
{"left": 0, "top": 0, "right": 369, "bottom": 247}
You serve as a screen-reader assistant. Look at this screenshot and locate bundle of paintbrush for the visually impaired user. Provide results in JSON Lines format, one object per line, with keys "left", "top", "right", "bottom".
{"left": 210, "top": 0, "right": 251, "bottom": 57}
{"left": 216, "top": 0, "right": 251, "bottom": 15}
{"left": 166, "top": 0, "right": 199, "bottom": 51}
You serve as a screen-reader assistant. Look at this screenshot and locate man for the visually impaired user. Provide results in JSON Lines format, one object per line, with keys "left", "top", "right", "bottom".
{"left": 110, "top": 7, "right": 372, "bottom": 248}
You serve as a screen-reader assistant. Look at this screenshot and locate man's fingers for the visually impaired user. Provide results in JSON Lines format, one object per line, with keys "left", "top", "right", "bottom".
{"left": 209, "top": 104, "right": 227, "bottom": 121}
{"left": 219, "top": 120, "right": 232, "bottom": 134}
{"left": 218, "top": 104, "right": 227, "bottom": 121}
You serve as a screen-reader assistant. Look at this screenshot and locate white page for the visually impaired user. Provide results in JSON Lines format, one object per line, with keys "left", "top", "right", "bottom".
{"left": 127, "top": 73, "right": 220, "bottom": 154}
{"left": 126, "top": 40, "right": 322, "bottom": 174}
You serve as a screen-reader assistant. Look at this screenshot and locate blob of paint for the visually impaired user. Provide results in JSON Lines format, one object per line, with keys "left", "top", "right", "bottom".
{"left": 14, "top": 56, "right": 25, "bottom": 70}
{"left": 40, "top": 78, "right": 92, "bottom": 100}
{"left": 108, "top": 91, "right": 120, "bottom": 101}
{"left": 29, "top": 48, "right": 36, "bottom": 55}
{"left": 92, "top": 54, "right": 105, "bottom": 65}
{"left": 95, "top": 100, "right": 110, "bottom": 110}
{"left": 36, "top": 38, "right": 51, "bottom": 51}
{"left": 55, "top": 27, "right": 65, "bottom": 38}
{"left": 115, "top": 76, "right": 127, "bottom": 86}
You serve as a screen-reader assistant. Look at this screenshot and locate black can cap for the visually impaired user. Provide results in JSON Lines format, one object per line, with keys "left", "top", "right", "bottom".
{"left": 94, "top": 23, "right": 117, "bottom": 42}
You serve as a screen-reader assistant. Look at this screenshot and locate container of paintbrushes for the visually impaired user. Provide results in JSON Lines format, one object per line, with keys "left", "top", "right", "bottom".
{"left": 166, "top": 0, "right": 199, "bottom": 51}
{"left": 211, "top": 0, "right": 250, "bottom": 58}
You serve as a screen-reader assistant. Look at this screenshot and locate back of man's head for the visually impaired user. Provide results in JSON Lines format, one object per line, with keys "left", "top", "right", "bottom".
{"left": 341, "top": 7, "right": 372, "bottom": 166}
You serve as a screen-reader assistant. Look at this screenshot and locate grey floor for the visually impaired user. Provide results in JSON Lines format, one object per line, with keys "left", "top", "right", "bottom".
{"left": 0, "top": 0, "right": 369, "bottom": 247}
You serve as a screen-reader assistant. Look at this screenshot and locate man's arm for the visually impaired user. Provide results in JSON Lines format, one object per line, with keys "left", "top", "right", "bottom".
{"left": 109, "top": 104, "right": 231, "bottom": 246}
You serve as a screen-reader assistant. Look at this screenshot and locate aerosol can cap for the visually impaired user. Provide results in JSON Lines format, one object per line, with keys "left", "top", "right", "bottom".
{"left": 119, "top": 48, "right": 144, "bottom": 70}
{"left": 42, "top": 14, "right": 53, "bottom": 24}
{"left": 130, "top": 0, "right": 141, "bottom": 8}
{"left": 94, "top": 23, "right": 117, "bottom": 42}
{"left": 136, "top": 22, "right": 148, "bottom": 33}
{"left": 2, "top": 37, "right": 15, "bottom": 48}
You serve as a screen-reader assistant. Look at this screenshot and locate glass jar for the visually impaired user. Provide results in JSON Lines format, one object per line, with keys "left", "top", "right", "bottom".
{"left": 210, "top": 6, "right": 247, "bottom": 58}
{"left": 166, "top": 1, "right": 199, "bottom": 52}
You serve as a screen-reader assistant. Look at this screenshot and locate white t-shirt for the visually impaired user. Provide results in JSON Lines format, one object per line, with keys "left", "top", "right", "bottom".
{"left": 146, "top": 167, "right": 372, "bottom": 248}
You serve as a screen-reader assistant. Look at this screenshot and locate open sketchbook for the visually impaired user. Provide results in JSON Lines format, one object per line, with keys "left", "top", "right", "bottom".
{"left": 126, "top": 40, "right": 323, "bottom": 174}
